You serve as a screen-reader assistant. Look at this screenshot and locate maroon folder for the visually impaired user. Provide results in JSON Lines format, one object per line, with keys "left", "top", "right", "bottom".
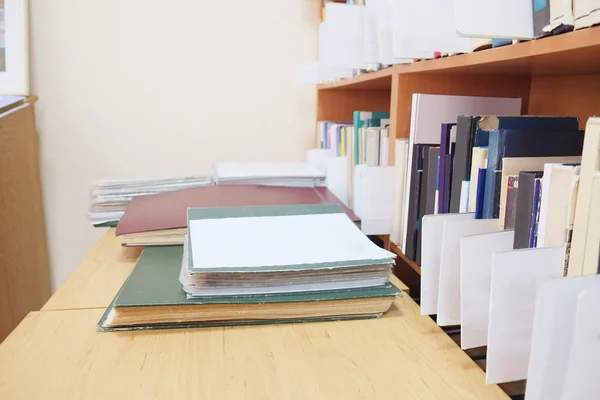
{"left": 116, "top": 184, "right": 359, "bottom": 237}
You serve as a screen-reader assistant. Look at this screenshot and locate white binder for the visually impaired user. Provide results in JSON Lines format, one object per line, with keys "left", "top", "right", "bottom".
{"left": 454, "top": 0, "right": 534, "bottom": 40}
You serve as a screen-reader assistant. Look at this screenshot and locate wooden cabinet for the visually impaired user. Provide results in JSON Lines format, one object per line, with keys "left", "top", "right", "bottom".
{"left": 0, "top": 97, "right": 51, "bottom": 343}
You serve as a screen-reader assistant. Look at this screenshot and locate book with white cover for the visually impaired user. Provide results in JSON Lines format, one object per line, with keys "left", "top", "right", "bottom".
{"left": 454, "top": 0, "right": 534, "bottom": 39}
{"left": 569, "top": 118, "right": 600, "bottom": 276}
{"left": 390, "top": 139, "right": 409, "bottom": 246}
{"left": 420, "top": 213, "right": 475, "bottom": 315}
{"left": 500, "top": 156, "right": 581, "bottom": 230}
{"left": 353, "top": 165, "right": 395, "bottom": 235}
{"left": 537, "top": 163, "right": 581, "bottom": 247}
{"left": 526, "top": 275, "right": 600, "bottom": 400}
{"left": 486, "top": 247, "right": 564, "bottom": 384}
{"left": 460, "top": 230, "right": 515, "bottom": 350}
{"left": 561, "top": 286, "right": 600, "bottom": 400}
{"left": 437, "top": 218, "right": 501, "bottom": 326}
{"left": 401, "top": 94, "right": 521, "bottom": 251}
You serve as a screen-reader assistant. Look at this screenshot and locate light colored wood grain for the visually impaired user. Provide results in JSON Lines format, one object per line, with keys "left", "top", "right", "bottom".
{"left": 0, "top": 103, "right": 51, "bottom": 343}
{"left": 528, "top": 73, "right": 600, "bottom": 129}
{"left": 42, "top": 229, "right": 142, "bottom": 311}
{"left": 43, "top": 229, "right": 409, "bottom": 309}
{"left": 317, "top": 88, "right": 391, "bottom": 122}
{"left": 0, "top": 302, "right": 508, "bottom": 399}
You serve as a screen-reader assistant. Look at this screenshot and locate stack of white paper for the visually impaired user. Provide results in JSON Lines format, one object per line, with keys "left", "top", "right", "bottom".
{"left": 88, "top": 176, "right": 212, "bottom": 226}
{"left": 212, "top": 162, "right": 326, "bottom": 187}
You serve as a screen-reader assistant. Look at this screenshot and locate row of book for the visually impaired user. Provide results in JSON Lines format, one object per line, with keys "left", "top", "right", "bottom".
{"left": 303, "top": 1, "right": 599, "bottom": 82}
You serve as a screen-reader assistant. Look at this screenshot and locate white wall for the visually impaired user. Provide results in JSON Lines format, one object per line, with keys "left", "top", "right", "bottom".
{"left": 30, "top": 0, "right": 319, "bottom": 290}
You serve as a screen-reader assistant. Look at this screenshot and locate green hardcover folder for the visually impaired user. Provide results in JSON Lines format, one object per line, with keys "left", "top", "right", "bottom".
{"left": 97, "top": 246, "right": 400, "bottom": 332}
{"left": 186, "top": 204, "right": 395, "bottom": 274}
{"left": 353, "top": 111, "right": 391, "bottom": 166}
{"left": 93, "top": 221, "right": 118, "bottom": 228}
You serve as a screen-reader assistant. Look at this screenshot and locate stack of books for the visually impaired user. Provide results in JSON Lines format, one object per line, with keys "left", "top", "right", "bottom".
{"left": 212, "top": 162, "right": 326, "bottom": 187}
{"left": 98, "top": 204, "right": 399, "bottom": 331}
{"left": 114, "top": 184, "right": 359, "bottom": 246}
{"left": 88, "top": 176, "right": 212, "bottom": 226}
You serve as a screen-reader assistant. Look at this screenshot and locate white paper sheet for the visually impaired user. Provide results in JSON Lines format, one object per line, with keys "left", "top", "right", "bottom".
{"left": 437, "top": 219, "right": 500, "bottom": 326}
{"left": 486, "top": 247, "right": 564, "bottom": 384}
{"left": 420, "top": 213, "right": 475, "bottom": 315}
{"left": 460, "top": 230, "right": 515, "bottom": 349}
{"left": 526, "top": 275, "right": 600, "bottom": 400}
{"left": 562, "top": 286, "right": 600, "bottom": 400}
{"left": 189, "top": 213, "right": 394, "bottom": 270}
{"left": 213, "top": 162, "right": 325, "bottom": 181}
{"left": 454, "top": 0, "right": 534, "bottom": 39}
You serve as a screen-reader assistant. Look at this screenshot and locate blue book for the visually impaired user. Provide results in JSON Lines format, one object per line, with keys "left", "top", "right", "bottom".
{"left": 482, "top": 120, "right": 583, "bottom": 219}
{"left": 475, "top": 168, "right": 487, "bottom": 219}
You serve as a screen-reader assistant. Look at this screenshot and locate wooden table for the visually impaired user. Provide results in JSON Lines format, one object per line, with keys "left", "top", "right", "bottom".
{"left": 0, "top": 230, "right": 508, "bottom": 399}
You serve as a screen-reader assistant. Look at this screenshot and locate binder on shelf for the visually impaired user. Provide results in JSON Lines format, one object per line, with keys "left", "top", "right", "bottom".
{"left": 460, "top": 230, "right": 515, "bottom": 350}
{"left": 420, "top": 213, "right": 475, "bottom": 316}
{"left": 436, "top": 218, "right": 500, "bottom": 326}
{"left": 454, "top": 0, "right": 534, "bottom": 39}
{"left": 526, "top": 275, "right": 600, "bottom": 400}
{"left": 486, "top": 246, "right": 564, "bottom": 384}
{"left": 372, "top": 0, "right": 413, "bottom": 64}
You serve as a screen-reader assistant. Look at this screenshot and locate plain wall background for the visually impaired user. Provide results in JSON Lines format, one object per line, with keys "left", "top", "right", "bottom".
{"left": 30, "top": 0, "right": 319, "bottom": 290}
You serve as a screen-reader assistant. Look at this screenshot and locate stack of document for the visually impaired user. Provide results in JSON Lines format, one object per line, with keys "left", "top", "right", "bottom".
{"left": 98, "top": 204, "right": 398, "bottom": 331}
{"left": 212, "top": 162, "right": 326, "bottom": 187}
{"left": 88, "top": 176, "right": 212, "bottom": 226}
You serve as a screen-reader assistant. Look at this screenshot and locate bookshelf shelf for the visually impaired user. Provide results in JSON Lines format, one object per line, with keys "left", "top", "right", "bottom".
{"left": 316, "top": 26, "right": 600, "bottom": 291}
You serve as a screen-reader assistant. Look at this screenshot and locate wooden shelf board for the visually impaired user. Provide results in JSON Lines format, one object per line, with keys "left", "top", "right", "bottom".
{"left": 317, "top": 27, "right": 600, "bottom": 91}
{"left": 391, "top": 242, "right": 422, "bottom": 275}
{"left": 399, "top": 26, "right": 600, "bottom": 76}
{"left": 318, "top": 67, "right": 394, "bottom": 90}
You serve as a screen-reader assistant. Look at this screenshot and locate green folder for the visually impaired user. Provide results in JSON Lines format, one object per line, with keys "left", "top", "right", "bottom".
{"left": 97, "top": 246, "right": 400, "bottom": 331}
{"left": 186, "top": 204, "right": 395, "bottom": 273}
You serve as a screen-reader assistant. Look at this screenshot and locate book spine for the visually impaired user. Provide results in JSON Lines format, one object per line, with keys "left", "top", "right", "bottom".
{"left": 483, "top": 130, "right": 504, "bottom": 219}
{"left": 529, "top": 178, "right": 543, "bottom": 248}
{"left": 450, "top": 117, "right": 478, "bottom": 213}
{"left": 504, "top": 175, "right": 519, "bottom": 229}
{"left": 405, "top": 144, "right": 423, "bottom": 261}
{"left": 475, "top": 168, "right": 487, "bottom": 219}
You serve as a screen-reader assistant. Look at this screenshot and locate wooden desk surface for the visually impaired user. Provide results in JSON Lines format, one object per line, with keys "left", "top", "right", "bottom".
{"left": 43, "top": 229, "right": 409, "bottom": 311}
{"left": 13, "top": 229, "right": 509, "bottom": 399}
{"left": 0, "top": 299, "right": 507, "bottom": 399}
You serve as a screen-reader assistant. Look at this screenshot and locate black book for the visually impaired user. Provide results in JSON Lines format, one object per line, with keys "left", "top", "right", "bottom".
{"left": 405, "top": 144, "right": 435, "bottom": 261}
{"left": 416, "top": 147, "right": 440, "bottom": 265}
{"left": 450, "top": 116, "right": 480, "bottom": 213}
{"left": 513, "top": 171, "right": 544, "bottom": 249}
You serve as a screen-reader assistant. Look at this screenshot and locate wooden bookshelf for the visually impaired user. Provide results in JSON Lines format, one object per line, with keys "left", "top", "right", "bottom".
{"left": 317, "top": 26, "right": 600, "bottom": 283}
